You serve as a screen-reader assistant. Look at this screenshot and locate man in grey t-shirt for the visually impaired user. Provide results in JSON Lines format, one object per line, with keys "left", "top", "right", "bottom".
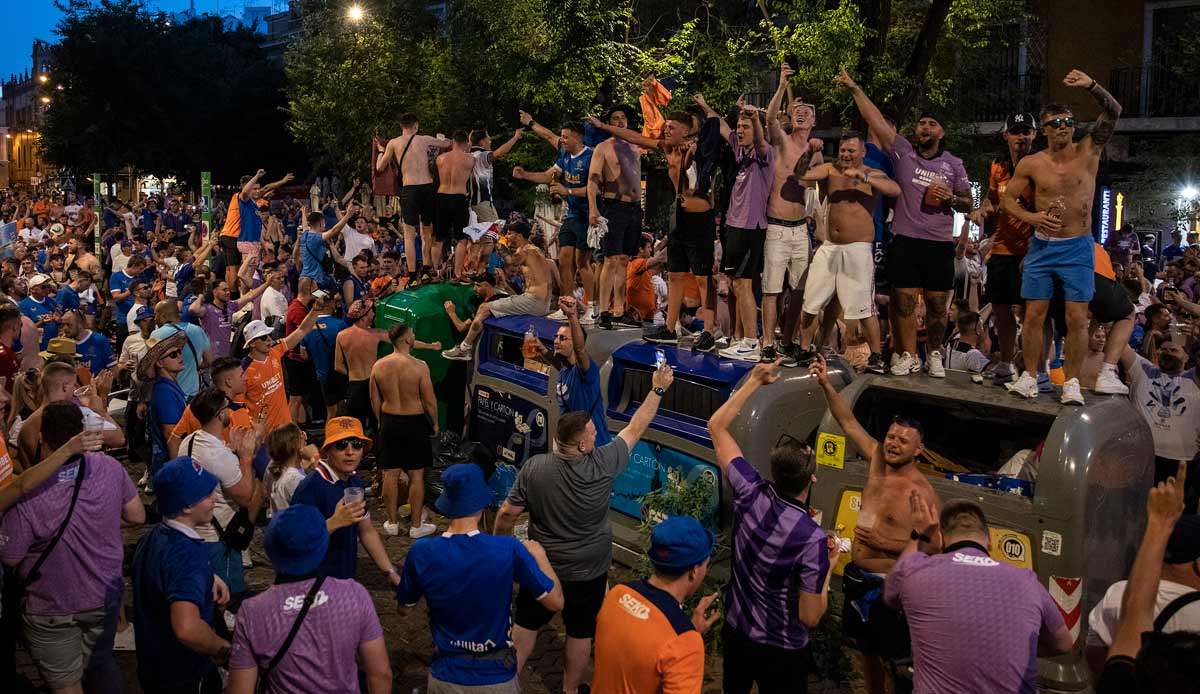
{"left": 496, "top": 362, "right": 675, "bottom": 694}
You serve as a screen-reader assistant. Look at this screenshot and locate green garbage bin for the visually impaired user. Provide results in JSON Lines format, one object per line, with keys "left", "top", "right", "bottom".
{"left": 373, "top": 283, "right": 478, "bottom": 430}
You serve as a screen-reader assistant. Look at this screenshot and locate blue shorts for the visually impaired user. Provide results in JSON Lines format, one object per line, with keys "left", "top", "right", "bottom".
{"left": 1021, "top": 234, "right": 1094, "bottom": 302}
{"left": 206, "top": 540, "right": 246, "bottom": 595}
{"left": 558, "top": 217, "right": 589, "bottom": 251}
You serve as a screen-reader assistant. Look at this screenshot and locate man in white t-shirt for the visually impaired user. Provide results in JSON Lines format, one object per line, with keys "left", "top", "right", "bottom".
{"left": 125, "top": 282, "right": 153, "bottom": 333}
{"left": 179, "top": 387, "right": 263, "bottom": 597}
{"left": 19, "top": 220, "right": 47, "bottom": 245}
{"left": 1086, "top": 514, "right": 1200, "bottom": 675}
{"left": 259, "top": 263, "right": 289, "bottom": 328}
{"left": 945, "top": 309, "right": 990, "bottom": 377}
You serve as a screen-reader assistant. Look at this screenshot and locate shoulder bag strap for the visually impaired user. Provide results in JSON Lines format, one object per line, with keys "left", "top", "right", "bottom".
{"left": 24, "top": 455, "right": 86, "bottom": 587}
{"left": 188, "top": 437, "right": 228, "bottom": 540}
{"left": 396, "top": 135, "right": 417, "bottom": 186}
{"left": 1154, "top": 591, "right": 1200, "bottom": 632}
{"left": 171, "top": 324, "right": 199, "bottom": 369}
{"left": 258, "top": 575, "right": 327, "bottom": 691}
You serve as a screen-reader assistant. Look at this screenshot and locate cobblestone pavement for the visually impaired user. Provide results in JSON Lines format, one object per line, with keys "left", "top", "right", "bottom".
{"left": 12, "top": 456, "right": 849, "bottom": 693}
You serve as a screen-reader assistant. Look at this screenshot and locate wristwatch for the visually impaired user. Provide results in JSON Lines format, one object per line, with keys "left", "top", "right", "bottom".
{"left": 911, "top": 529, "right": 932, "bottom": 543}
{"left": 653, "top": 386, "right": 666, "bottom": 396}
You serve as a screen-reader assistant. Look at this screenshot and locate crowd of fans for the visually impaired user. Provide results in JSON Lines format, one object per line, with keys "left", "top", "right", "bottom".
{"left": 0, "top": 60, "right": 1196, "bottom": 694}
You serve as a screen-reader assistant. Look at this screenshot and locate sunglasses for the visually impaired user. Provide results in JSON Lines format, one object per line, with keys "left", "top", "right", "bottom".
{"left": 1042, "top": 117, "right": 1076, "bottom": 129}
{"left": 332, "top": 439, "right": 367, "bottom": 451}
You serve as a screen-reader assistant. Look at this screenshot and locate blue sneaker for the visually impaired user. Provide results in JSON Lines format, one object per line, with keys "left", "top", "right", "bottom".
{"left": 1037, "top": 372, "right": 1054, "bottom": 394}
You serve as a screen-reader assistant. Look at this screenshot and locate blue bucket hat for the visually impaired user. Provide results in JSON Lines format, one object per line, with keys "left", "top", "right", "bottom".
{"left": 264, "top": 505, "right": 331, "bottom": 575}
{"left": 649, "top": 515, "right": 714, "bottom": 574}
{"left": 133, "top": 304, "right": 155, "bottom": 323}
{"left": 155, "top": 456, "right": 219, "bottom": 518}
{"left": 434, "top": 463, "right": 492, "bottom": 519}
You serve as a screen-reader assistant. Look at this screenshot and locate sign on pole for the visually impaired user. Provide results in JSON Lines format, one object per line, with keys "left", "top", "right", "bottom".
{"left": 200, "top": 171, "right": 213, "bottom": 230}
{"left": 93, "top": 173, "right": 102, "bottom": 260}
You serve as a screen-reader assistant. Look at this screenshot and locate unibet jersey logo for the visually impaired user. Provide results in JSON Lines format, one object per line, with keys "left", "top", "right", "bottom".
{"left": 283, "top": 591, "right": 330, "bottom": 611}
{"left": 618, "top": 592, "right": 651, "bottom": 620}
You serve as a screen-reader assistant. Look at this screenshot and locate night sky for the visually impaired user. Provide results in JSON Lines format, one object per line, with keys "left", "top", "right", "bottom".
{"left": 1, "top": 1, "right": 253, "bottom": 84}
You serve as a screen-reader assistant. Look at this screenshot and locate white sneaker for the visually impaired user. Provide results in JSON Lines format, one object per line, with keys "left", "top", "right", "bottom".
{"left": 1094, "top": 366, "right": 1129, "bottom": 395}
{"left": 441, "top": 343, "right": 474, "bottom": 361}
{"left": 579, "top": 307, "right": 596, "bottom": 326}
{"left": 546, "top": 309, "right": 568, "bottom": 321}
{"left": 890, "top": 352, "right": 918, "bottom": 376}
{"left": 113, "top": 624, "right": 136, "bottom": 652}
{"left": 926, "top": 351, "right": 946, "bottom": 378}
{"left": 1061, "top": 378, "right": 1085, "bottom": 406}
{"left": 720, "top": 339, "right": 760, "bottom": 361}
{"left": 382, "top": 520, "right": 401, "bottom": 536}
{"left": 409, "top": 522, "right": 437, "bottom": 539}
{"left": 1005, "top": 371, "right": 1039, "bottom": 399}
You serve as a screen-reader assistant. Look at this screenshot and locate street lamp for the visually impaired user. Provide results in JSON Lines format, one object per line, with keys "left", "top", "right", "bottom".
{"left": 1183, "top": 186, "right": 1199, "bottom": 202}
{"left": 346, "top": 4, "right": 365, "bottom": 22}
{"left": 37, "top": 74, "right": 48, "bottom": 84}
{"left": 40, "top": 96, "right": 50, "bottom": 104}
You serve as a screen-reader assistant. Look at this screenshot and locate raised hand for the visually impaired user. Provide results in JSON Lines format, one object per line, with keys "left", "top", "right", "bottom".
{"left": 518, "top": 110, "right": 534, "bottom": 126}
{"left": 779, "top": 63, "right": 795, "bottom": 82}
{"left": 833, "top": 65, "right": 857, "bottom": 90}
{"left": 749, "top": 360, "right": 783, "bottom": 386}
{"left": 1063, "top": 69, "right": 1093, "bottom": 89}
{"left": 808, "top": 353, "right": 830, "bottom": 385}
{"left": 691, "top": 593, "right": 721, "bottom": 633}
{"left": 1147, "top": 460, "right": 1187, "bottom": 529}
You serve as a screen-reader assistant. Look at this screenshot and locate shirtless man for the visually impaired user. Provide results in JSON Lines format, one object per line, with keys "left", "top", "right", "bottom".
{"left": 435, "top": 131, "right": 478, "bottom": 280}
{"left": 335, "top": 298, "right": 387, "bottom": 432}
{"left": 1002, "top": 69, "right": 1122, "bottom": 405}
{"left": 587, "top": 106, "right": 643, "bottom": 329}
{"left": 443, "top": 221, "right": 553, "bottom": 360}
{"left": 796, "top": 132, "right": 899, "bottom": 372}
{"left": 66, "top": 236, "right": 102, "bottom": 280}
{"left": 370, "top": 323, "right": 439, "bottom": 539}
{"left": 763, "top": 64, "right": 824, "bottom": 363}
{"left": 586, "top": 106, "right": 719, "bottom": 347}
{"left": 376, "top": 112, "right": 453, "bottom": 278}
{"left": 810, "top": 352, "right": 940, "bottom": 694}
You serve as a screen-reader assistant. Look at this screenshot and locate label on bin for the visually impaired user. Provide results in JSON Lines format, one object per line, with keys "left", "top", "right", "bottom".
{"left": 816, "top": 433, "right": 846, "bottom": 470}
{"left": 990, "top": 529, "right": 1033, "bottom": 569}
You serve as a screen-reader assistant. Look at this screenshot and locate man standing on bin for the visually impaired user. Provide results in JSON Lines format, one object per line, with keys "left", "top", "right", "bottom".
{"left": 810, "top": 354, "right": 941, "bottom": 694}
{"left": 528, "top": 295, "right": 613, "bottom": 447}
{"left": 494, "top": 362, "right": 676, "bottom": 694}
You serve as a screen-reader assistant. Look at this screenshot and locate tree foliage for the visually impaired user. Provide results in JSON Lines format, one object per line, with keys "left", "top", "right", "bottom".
{"left": 39, "top": 0, "right": 298, "bottom": 187}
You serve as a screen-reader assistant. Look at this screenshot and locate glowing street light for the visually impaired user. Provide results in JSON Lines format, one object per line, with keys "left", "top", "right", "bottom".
{"left": 346, "top": 4, "right": 365, "bottom": 22}
{"left": 1183, "top": 186, "right": 1199, "bottom": 202}
{"left": 37, "top": 74, "right": 48, "bottom": 83}
{"left": 40, "top": 96, "right": 50, "bottom": 104}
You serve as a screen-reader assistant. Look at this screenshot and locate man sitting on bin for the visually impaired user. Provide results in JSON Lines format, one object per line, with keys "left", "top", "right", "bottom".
{"left": 809, "top": 353, "right": 942, "bottom": 694}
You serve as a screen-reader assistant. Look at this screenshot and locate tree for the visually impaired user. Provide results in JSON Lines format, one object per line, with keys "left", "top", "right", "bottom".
{"left": 40, "top": 0, "right": 300, "bottom": 189}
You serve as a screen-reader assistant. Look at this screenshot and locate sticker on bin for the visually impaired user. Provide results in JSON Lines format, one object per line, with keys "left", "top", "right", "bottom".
{"left": 1049, "top": 575, "right": 1083, "bottom": 640}
{"left": 816, "top": 432, "right": 846, "bottom": 469}
{"left": 1041, "top": 530, "right": 1063, "bottom": 557}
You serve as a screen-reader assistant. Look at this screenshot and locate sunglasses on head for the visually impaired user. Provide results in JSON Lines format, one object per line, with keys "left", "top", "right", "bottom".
{"left": 332, "top": 439, "right": 366, "bottom": 451}
{"left": 1043, "top": 117, "right": 1076, "bottom": 129}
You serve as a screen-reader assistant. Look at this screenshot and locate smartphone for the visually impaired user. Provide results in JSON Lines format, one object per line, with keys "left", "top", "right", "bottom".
{"left": 655, "top": 349, "right": 666, "bottom": 369}
{"left": 312, "top": 289, "right": 329, "bottom": 300}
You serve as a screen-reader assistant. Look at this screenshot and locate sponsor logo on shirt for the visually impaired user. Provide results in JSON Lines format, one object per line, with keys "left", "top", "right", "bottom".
{"left": 951, "top": 552, "right": 999, "bottom": 567}
{"left": 450, "top": 638, "right": 500, "bottom": 653}
{"left": 283, "top": 590, "right": 329, "bottom": 611}
{"left": 618, "top": 592, "right": 651, "bottom": 620}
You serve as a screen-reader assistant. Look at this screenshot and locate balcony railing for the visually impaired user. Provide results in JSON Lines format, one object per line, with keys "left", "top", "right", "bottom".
{"left": 1110, "top": 64, "right": 1200, "bottom": 119}
{"left": 952, "top": 72, "right": 1044, "bottom": 124}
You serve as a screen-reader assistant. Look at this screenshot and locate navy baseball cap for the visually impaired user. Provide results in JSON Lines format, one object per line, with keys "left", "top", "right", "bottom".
{"left": 1165, "top": 515, "right": 1200, "bottom": 564}
{"left": 649, "top": 515, "right": 714, "bottom": 574}
{"left": 154, "top": 456, "right": 219, "bottom": 518}
{"left": 1005, "top": 112, "right": 1036, "bottom": 132}
{"left": 435, "top": 464, "right": 492, "bottom": 519}
{"left": 134, "top": 305, "right": 154, "bottom": 323}
{"left": 264, "top": 505, "right": 330, "bottom": 575}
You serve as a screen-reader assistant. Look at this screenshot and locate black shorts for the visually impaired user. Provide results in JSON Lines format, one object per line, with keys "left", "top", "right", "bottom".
{"left": 282, "top": 357, "right": 316, "bottom": 400}
{"left": 722, "top": 225, "right": 765, "bottom": 279}
{"left": 986, "top": 253, "right": 1025, "bottom": 305}
{"left": 321, "top": 373, "right": 349, "bottom": 409}
{"left": 378, "top": 413, "right": 432, "bottom": 471}
{"left": 219, "top": 236, "right": 241, "bottom": 267}
{"left": 401, "top": 183, "right": 437, "bottom": 227}
{"left": 668, "top": 208, "right": 716, "bottom": 275}
{"left": 599, "top": 199, "right": 642, "bottom": 258}
{"left": 1050, "top": 273, "right": 1135, "bottom": 326}
{"left": 514, "top": 573, "right": 607, "bottom": 639}
{"left": 342, "top": 379, "right": 373, "bottom": 424}
{"left": 722, "top": 623, "right": 810, "bottom": 694}
{"left": 887, "top": 234, "right": 955, "bottom": 291}
{"left": 558, "top": 217, "right": 589, "bottom": 251}
{"left": 841, "top": 563, "right": 911, "bottom": 659}
{"left": 434, "top": 192, "right": 469, "bottom": 244}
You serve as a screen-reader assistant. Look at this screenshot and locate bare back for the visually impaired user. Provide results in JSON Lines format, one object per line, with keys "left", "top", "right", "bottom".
{"left": 852, "top": 452, "right": 939, "bottom": 573}
{"left": 514, "top": 245, "right": 552, "bottom": 300}
{"left": 385, "top": 133, "right": 435, "bottom": 187}
{"left": 595, "top": 139, "right": 641, "bottom": 203}
{"left": 768, "top": 134, "right": 819, "bottom": 221}
{"left": 371, "top": 352, "right": 429, "bottom": 416}
{"left": 337, "top": 326, "right": 384, "bottom": 381}
{"left": 437, "top": 149, "right": 476, "bottom": 195}
{"left": 1021, "top": 145, "right": 1100, "bottom": 239}
{"left": 824, "top": 166, "right": 881, "bottom": 245}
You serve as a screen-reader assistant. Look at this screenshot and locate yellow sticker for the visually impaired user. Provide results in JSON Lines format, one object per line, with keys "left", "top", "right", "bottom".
{"left": 989, "top": 528, "right": 1034, "bottom": 570}
{"left": 831, "top": 490, "right": 862, "bottom": 576}
{"left": 816, "top": 432, "right": 846, "bottom": 470}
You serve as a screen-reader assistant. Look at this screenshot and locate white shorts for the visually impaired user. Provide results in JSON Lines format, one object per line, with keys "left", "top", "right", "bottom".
{"left": 236, "top": 241, "right": 261, "bottom": 266}
{"left": 762, "top": 223, "right": 811, "bottom": 294}
{"left": 802, "top": 241, "right": 875, "bottom": 320}
{"left": 488, "top": 292, "right": 551, "bottom": 318}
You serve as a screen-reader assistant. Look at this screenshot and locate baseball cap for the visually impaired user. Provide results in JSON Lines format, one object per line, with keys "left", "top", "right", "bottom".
{"left": 648, "top": 515, "right": 714, "bottom": 574}
{"left": 28, "top": 274, "right": 51, "bottom": 288}
{"left": 435, "top": 464, "right": 493, "bottom": 519}
{"left": 242, "top": 319, "right": 273, "bottom": 344}
{"left": 1005, "top": 112, "right": 1036, "bottom": 132}
{"left": 1165, "top": 515, "right": 1200, "bottom": 564}
{"left": 264, "top": 505, "right": 330, "bottom": 575}
{"left": 134, "top": 305, "right": 155, "bottom": 323}
{"left": 155, "top": 456, "right": 220, "bottom": 517}
{"left": 917, "top": 111, "right": 943, "bottom": 127}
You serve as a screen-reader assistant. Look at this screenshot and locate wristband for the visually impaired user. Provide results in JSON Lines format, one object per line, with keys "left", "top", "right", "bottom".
{"left": 911, "top": 529, "right": 932, "bottom": 544}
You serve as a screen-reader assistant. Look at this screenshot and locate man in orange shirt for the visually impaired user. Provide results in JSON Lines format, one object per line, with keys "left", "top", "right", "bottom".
{"left": 592, "top": 515, "right": 720, "bottom": 694}
{"left": 166, "top": 358, "right": 252, "bottom": 457}
{"left": 241, "top": 309, "right": 319, "bottom": 432}
{"left": 971, "top": 113, "right": 1036, "bottom": 386}
{"left": 625, "top": 236, "right": 665, "bottom": 323}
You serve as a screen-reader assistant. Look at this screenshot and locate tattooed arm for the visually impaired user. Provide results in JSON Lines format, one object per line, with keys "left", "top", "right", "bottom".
{"left": 1064, "top": 69, "right": 1122, "bottom": 151}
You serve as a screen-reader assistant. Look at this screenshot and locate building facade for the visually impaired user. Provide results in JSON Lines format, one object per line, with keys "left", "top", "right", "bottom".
{"left": 1, "top": 40, "right": 53, "bottom": 189}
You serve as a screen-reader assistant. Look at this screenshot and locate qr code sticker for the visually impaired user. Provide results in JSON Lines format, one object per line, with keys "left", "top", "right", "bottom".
{"left": 1041, "top": 530, "right": 1062, "bottom": 557}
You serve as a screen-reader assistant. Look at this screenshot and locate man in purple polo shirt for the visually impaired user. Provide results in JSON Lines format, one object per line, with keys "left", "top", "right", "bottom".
{"left": 837, "top": 67, "right": 973, "bottom": 377}
{"left": 226, "top": 505, "right": 392, "bottom": 693}
{"left": 708, "top": 360, "right": 837, "bottom": 694}
{"left": 188, "top": 279, "right": 270, "bottom": 359}
{"left": 0, "top": 402, "right": 145, "bottom": 693}
{"left": 885, "top": 497, "right": 1072, "bottom": 693}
